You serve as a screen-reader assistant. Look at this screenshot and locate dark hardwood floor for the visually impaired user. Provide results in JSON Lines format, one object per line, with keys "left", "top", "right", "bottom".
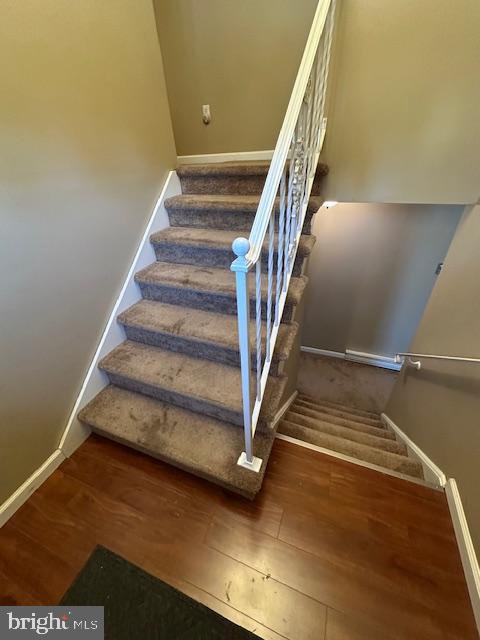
{"left": 0, "top": 435, "right": 477, "bottom": 639}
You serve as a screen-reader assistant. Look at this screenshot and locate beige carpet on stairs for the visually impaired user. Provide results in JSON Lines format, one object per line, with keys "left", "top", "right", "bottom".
{"left": 278, "top": 393, "right": 424, "bottom": 479}
{"left": 78, "top": 162, "right": 328, "bottom": 499}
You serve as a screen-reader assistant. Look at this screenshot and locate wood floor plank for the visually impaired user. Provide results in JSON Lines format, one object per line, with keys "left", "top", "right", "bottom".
{"left": 205, "top": 514, "right": 474, "bottom": 639}
{"left": 0, "top": 435, "right": 476, "bottom": 640}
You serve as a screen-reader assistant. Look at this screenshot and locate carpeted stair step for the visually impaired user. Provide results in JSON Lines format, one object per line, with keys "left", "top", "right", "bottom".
{"left": 287, "top": 404, "right": 395, "bottom": 440}
{"left": 294, "top": 398, "right": 383, "bottom": 429}
{"left": 297, "top": 394, "right": 381, "bottom": 421}
{"left": 118, "top": 300, "right": 298, "bottom": 375}
{"left": 177, "top": 161, "right": 328, "bottom": 196}
{"left": 99, "top": 340, "right": 286, "bottom": 428}
{"left": 284, "top": 410, "right": 406, "bottom": 454}
{"left": 279, "top": 419, "right": 423, "bottom": 478}
{"left": 135, "top": 261, "right": 307, "bottom": 321}
{"left": 165, "top": 194, "right": 321, "bottom": 234}
{"left": 79, "top": 386, "right": 273, "bottom": 499}
{"left": 150, "top": 227, "right": 315, "bottom": 277}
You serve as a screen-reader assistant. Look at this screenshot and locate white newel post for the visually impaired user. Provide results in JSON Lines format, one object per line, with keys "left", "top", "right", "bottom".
{"left": 231, "top": 237, "right": 263, "bottom": 472}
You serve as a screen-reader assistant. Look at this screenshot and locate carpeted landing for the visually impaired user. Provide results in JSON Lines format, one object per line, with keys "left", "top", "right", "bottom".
{"left": 278, "top": 393, "right": 424, "bottom": 479}
{"left": 79, "top": 162, "right": 327, "bottom": 499}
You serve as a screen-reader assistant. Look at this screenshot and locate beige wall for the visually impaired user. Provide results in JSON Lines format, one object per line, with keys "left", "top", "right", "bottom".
{"left": 153, "top": 0, "right": 317, "bottom": 155}
{"left": 0, "top": 1, "right": 176, "bottom": 503}
{"left": 323, "top": 0, "right": 480, "bottom": 204}
{"left": 386, "top": 204, "right": 480, "bottom": 553}
{"left": 156, "top": 0, "right": 480, "bottom": 204}
{"left": 302, "top": 203, "right": 463, "bottom": 357}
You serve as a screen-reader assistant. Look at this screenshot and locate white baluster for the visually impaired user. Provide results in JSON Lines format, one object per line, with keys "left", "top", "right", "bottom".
{"left": 266, "top": 210, "right": 275, "bottom": 361}
{"left": 232, "top": 237, "right": 262, "bottom": 472}
{"left": 275, "top": 168, "right": 287, "bottom": 325}
{"left": 255, "top": 260, "right": 262, "bottom": 400}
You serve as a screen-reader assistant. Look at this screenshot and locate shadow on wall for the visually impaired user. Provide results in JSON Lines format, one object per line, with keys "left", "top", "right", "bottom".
{"left": 301, "top": 202, "right": 464, "bottom": 359}
{"left": 297, "top": 351, "right": 397, "bottom": 414}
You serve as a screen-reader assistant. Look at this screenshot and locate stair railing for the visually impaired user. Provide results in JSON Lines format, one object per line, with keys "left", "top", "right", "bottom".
{"left": 231, "top": 0, "right": 337, "bottom": 471}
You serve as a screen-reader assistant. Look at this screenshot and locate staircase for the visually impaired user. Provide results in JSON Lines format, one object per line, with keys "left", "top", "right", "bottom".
{"left": 279, "top": 393, "right": 424, "bottom": 479}
{"left": 79, "top": 162, "right": 327, "bottom": 499}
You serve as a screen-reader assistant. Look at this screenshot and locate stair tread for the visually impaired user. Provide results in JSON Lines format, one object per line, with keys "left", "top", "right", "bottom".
{"left": 285, "top": 410, "right": 405, "bottom": 454}
{"left": 79, "top": 386, "right": 273, "bottom": 499}
{"left": 150, "top": 226, "right": 315, "bottom": 256}
{"left": 279, "top": 419, "right": 423, "bottom": 479}
{"left": 118, "top": 299, "right": 297, "bottom": 362}
{"left": 177, "top": 161, "right": 329, "bottom": 178}
{"left": 298, "top": 394, "right": 380, "bottom": 420}
{"left": 165, "top": 193, "right": 322, "bottom": 213}
{"left": 135, "top": 261, "right": 307, "bottom": 305}
{"left": 294, "top": 398, "right": 383, "bottom": 428}
{"left": 287, "top": 404, "right": 395, "bottom": 440}
{"left": 99, "top": 340, "right": 284, "bottom": 426}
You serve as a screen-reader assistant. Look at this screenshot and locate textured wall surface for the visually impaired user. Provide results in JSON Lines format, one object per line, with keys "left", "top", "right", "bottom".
{"left": 302, "top": 203, "right": 463, "bottom": 358}
{"left": 386, "top": 204, "right": 480, "bottom": 553}
{"left": 0, "top": 0, "right": 176, "bottom": 502}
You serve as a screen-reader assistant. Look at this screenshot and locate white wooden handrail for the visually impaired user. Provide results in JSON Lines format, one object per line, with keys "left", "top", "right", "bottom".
{"left": 231, "top": 0, "right": 337, "bottom": 471}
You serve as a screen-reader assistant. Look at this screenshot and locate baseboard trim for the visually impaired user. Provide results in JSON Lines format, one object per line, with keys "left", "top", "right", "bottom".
{"left": 177, "top": 150, "right": 274, "bottom": 165}
{"left": 0, "top": 449, "right": 65, "bottom": 528}
{"left": 271, "top": 391, "right": 298, "bottom": 429}
{"left": 275, "top": 433, "right": 441, "bottom": 489}
{"left": 300, "top": 346, "right": 345, "bottom": 359}
{"left": 381, "top": 413, "right": 446, "bottom": 487}
{"left": 300, "top": 346, "right": 401, "bottom": 371}
{"left": 445, "top": 479, "right": 480, "bottom": 632}
{"left": 345, "top": 350, "right": 401, "bottom": 372}
{"left": 59, "top": 170, "right": 182, "bottom": 457}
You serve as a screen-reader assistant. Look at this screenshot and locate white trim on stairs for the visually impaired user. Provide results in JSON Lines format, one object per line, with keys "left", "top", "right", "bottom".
{"left": 271, "top": 391, "right": 298, "bottom": 429}
{"left": 177, "top": 150, "right": 274, "bottom": 165}
{"left": 380, "top": 413, "right": 446, "bottom": 487}
{"left": 0, "top": 450, "right": 65, "bottom": 528}
{"left": 59, "top": 170, "right": 182, "bottom": 457}
{"left": 445, "top": 479, "right": 480, "bottom": 633}
{"left": 300, "top": 345, "right": 402, "bottom": 371}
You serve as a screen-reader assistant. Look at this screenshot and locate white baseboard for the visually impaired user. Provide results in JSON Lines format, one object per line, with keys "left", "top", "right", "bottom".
{"left": 275, "top": 433, "right": 440, "bottom": 489}
{"left": 271, "top": 391, "right": 298, "bottom": 429}
{"left": 300, "top": 346, "right": 345, "bottom": 359}
{"left": 177, "top": 150, "right": 273, "bottom": 165}
{"left": 0, "top": 450, "right": 65, "bottom": 528}
{"left": 345, "top": 349, "right": 401, "bottom": 372}
{"left": 445, "top": 479, "right": 480, "bottom": 632}
{"left": 59, "top": 171, "right": 182, "bottom": 457}
{"left": 381, "top": 413, "right": 446, "bottom": 487}
{"left": 300, "top": 345, "right": 401, "bottom": 371}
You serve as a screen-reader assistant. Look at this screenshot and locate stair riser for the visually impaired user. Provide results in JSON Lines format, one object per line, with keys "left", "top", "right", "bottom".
{"left": 288, "top": 409, "right": 395, "bottom": 441}
{"left": 293, "top": 402, "right": 385, "bottom": 431}
{"left": 179, "top": 175, "right": 324, "bottom": 197}
{"left": 167, "top": 208, "right": 316, "bottom": 235}
{"left": 298, "top": 395, "right": 379, "bottom": 421}
{"left": 285, "top": 412, "right": 406, "bottom": 454}
{"left": 120, "top": 323, "right": 283, "bottom": 376}
{"left": 152, "top": 242, "right": 307, "bottom": 277}
{"left": 136, "top": 282, "right": 297, "bottom": 322}
{"left": 87, "top": 425, "right": 259, "bottom": 500}
{"left": 102, "top": 370, "right": 244, "bottom": 427}
{"left": 280, "top": 421, "right": 422, "bottom": 478}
